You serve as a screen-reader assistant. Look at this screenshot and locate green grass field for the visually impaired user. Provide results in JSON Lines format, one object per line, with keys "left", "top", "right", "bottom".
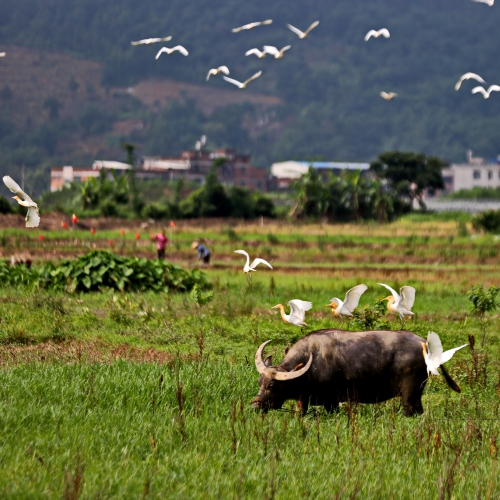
{"left": 0, "top": 216, "right": 499, "bottom": 498}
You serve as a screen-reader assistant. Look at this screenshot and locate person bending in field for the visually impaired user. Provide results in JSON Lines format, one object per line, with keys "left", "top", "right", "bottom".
{"left": 153, "top": 229, "right": 169, "bottom": 260}
{"left": 192, "top": 241, "right": 211, "bottom": 266}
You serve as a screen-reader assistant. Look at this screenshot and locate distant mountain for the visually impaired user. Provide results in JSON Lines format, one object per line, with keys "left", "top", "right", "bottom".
{"left": 1, "top": 0, "right": 500, "bottom": 194}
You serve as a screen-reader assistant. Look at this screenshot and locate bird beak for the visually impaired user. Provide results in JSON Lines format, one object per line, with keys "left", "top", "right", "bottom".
{"left": 271, "top": 305, "right": 280, "bottom": 309}
{"left": 324, "top": 304, "right": 332, "bottom": 308}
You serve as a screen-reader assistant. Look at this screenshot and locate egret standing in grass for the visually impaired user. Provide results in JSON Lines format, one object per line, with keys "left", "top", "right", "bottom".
{"left": 379, "top": 283, "right": 416, "bottom": 326}
{"left": 2, "top": 176, "right": 40, "bottom": 228}
{"left": 421, "top": 331, "right": 467, "bottom": 378}
{"left": 234, "top": 249, "right": 272, "bottom": 281}
{"left": 325, "top": 284, "right": 368, "bottom": 327}
{"left": 273, "top": 300, "right": 312, "bottom": 330}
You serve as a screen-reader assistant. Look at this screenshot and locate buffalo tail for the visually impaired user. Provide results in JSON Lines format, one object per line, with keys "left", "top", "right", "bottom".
{"left": 440, "top": 365, "right": 461, "bottom": 393}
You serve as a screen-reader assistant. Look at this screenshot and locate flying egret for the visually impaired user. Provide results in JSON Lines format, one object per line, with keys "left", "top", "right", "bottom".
{"left": 245, "top": 48, "right": 267, "bottom": 59}
{"left": 325, "top": 284, "right": 368, "bottom": 327}
{"left": 223, "top": 71, "right": 262, "bottom": 89}
{"left": 454, "top": 72, "right": 485, "bottom": 90}
{"left": 131, "top": 37, "right": 172, "bottom": 46}
{"left": 379, "top": 283, "right": 416, "bottom": 324}
{"left": 155, "top": 46, "right": 189, "bottom": 59}
{"left": 232, "top": 20, "right": 273, "bottom": 33}
{"left": 286, "top": 21, "right": 320, "bottom": 39}
{"left": 471, "top": 0, "right": 494, "bottom": 5}
{"left": 471, "top": 85, "right": 500, "bottom": 99}
{"left": 234, "top": 249, "right": 272, "bottom": 281}
{"left": 421, "top": 332, "right": 467, "bottom": 377}
{"left": 380, "top": 92, "right": 398, "bottom": 100}
{"left": 273, "top": 300, "right": 312, "bottom": 328}
{"left": 2, "top": 176, "right": 40, "bottom": 228}
{"left": 0, "top": 53, "right": 5, "bottom": 57}
{"left": 263, "top": 45, "right": 291, "bottom": 59}
{"left": 206, "top": 66, "right": 230, "bottom": 80}
{"left": 364, "top": 29, "right": 390, "bottom": 41}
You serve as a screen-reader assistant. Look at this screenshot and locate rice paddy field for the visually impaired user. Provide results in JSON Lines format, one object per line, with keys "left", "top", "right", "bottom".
{"left": 0, "top": 214, "right": 499, "bottom": 499}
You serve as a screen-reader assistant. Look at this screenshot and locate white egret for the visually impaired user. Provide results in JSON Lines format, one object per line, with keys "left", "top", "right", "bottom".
{"left": 232, "top": 20, "right": 273, "bottom": 33}
{"left": 471, "top": 85, "right": 500, "bottom": 99}
{"left": 454, "top": 72, "right": 485, "bottom": 90}
{"left": 0, "top": 53, "right": 5, "bottom": 57}
{"left": 380, "top": 92, "right": 398, "bottom": 100}
{"left": 364, "top": 29, "right": 390, "bottom": 41}
{"left": 155, "top": 46, "right": 189, "bottom": 59}
{"left": 234, "top": 249, "right": 272, "bottom": 281}
{"left": 245, "top": 48, "right": 267, "bottom": 59}
{"left": 286, "top": 21, "right": 319, "bottom": 39}
{"left": 223, "top": 71, "right": 262, "bottom": 89}
{"left": 379, "top": 283, "right": 416, "bottom": 324}
{"left": 273, "top": 300, "right": 312, "bottom": 328}
{"left": 2, "top": 176, "right": 40, "bottom": 228}
{"left": 131, "top": 37, "right": 172, "bottom": 46}
{"left": 421, "top": 332, "right": 467, "bottom": 377}
{"left": 206, "top": 66, "right": 230, "bottom": 80}
{"left": 263, "top": 45, "right": 291, "bottom": 59}
{"left": 325, "top": 284, "right": 368, "bottom": 326}
{"left": 471, "top": 0, "right": 494, "bottom": 5}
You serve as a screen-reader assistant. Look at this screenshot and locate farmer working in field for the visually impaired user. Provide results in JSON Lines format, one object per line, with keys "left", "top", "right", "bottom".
{"left": 192, "top": 241, "right": 211, "bottom": 266}
{"left": 152, "top": 229, "right": 169, "bottom": 260}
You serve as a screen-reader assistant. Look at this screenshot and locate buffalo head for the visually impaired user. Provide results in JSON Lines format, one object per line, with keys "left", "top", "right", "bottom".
{"left": 252, "top": 340, "right": 313, "bottom": 411}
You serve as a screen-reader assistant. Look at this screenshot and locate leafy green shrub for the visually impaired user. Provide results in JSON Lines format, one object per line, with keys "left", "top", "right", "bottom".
{"left": 142, "top": 202, "right": 170, "bottom": 220}
{"left": 467, "top": 284, "right": 499, "bottom": 317}
{"left": 190, "top": 284, "right": 214, "bottom": 306}
{"left": 0, "top": 251, "right": 210, "bottom": 293}
{"left": 0, "top": 195, "right": 13, "bottom": 214}
{"left": 267, "top": 233, "right": 279, "bottom": 245}
{"left": 472, "top": 210, "right": 500, "bottom": 234}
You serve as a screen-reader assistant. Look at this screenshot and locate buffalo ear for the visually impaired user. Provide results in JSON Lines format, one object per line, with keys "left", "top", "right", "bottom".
{"left": 293, "top": 363, "right": 305, "bottom": 371}
{"left": 264, "top": 355, "right": 273, "bottom": 367}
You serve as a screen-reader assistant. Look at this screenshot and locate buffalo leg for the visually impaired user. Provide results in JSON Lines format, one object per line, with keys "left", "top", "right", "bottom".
{"left": 401, "top": 379, "right": 425, "bottom": 416}
{"left": 296, "top": 396, "right": 309, "bottom": 416}
{"left": 324, "top": 401, "right": 339, "bottom": 414}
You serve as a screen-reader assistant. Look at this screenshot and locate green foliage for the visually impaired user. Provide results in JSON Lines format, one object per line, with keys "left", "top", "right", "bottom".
{"left": 446, "top": 186, "right": 500, "bottom": 200}
{"left": 472, "top": 210, "right": 500, "bottom": 234}
{"left": 0, "top": 251, "right": 210, "bottom": 293}
{"left": 351, "top": 298, "right": 390, "bottom": 331}
{"left": 190, "top": 283, "right": 214, "bottom": 306}
{"left": 467, "top": 284, "right": 499, "bottom": 317}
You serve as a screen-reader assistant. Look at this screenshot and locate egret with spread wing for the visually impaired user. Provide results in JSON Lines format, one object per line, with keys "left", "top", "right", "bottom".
{"left": 273, "top": 300, "right": 312, "bottom": 328}
{"left": 234, "top": 249, "right": 272, "bottom": 281}
{"left": 286, "top": 21, "right": 319, "bottom": 39}
{"left": 455, "top": 72, "right": 485, "bottom": 90}
{"left": 380, "top": 92, "right": 398, "bottom": 100}
{"left": 223, "top": 71, "right": 262, "bottom": 89}
{"left": 206, "top": 66, "right": 230, "bottom": 80}
{"left": 325, "top": 284, "right": 368, "bottom": 327}
{"left": 421, "top": 332, "right": 467, "bottom": 377}
{"left": 0, "top": 53, "right": 5, "bottom": 57}
{"left": 364, "top": 28, "right": 390, "bottom": 41}
{"left": 471, "top": 85, "right": 500, "bottom": 99}
{"left": 3, "top": 176, "right": 40, "bottom": 228}
{"left": 232, "top": 20, "right": 273, "bottom": 33}
{"left": 379, "top": 283, "right": 416, "bottom": 325}
{"left": 131, "top": 37, "right": 172, "bottom": 46}
{"left": 263, "top": 45, "right": 291, "bottom": 59}
{"left": 245, "top": 48, "right": 267, "bottom": 59}
{"left": 155, "top": 46, "right": 189, "bottom": 59}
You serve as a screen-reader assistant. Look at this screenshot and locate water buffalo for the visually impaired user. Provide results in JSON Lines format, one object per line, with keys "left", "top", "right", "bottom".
{"left": 252, "top": 329, "right": 461, "bottom": 416}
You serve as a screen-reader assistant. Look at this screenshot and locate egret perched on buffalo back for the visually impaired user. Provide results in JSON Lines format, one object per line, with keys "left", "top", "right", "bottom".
{"left": 234, "top": 249, "right": 272, "bottom": 281}
{"left": 325, "top": 284, "right": 368, "bottom": 327}
{"left": 273, "top": 300, "right": 312, "bottom": 329}
{"left": 379, "top": 283, "right": 416, "bottom": 325}
{"left": 421, "top": 332, "right": 467, "bottom": 377}
{"left": 2, "top": 176, "right": 40, "bottom": 228}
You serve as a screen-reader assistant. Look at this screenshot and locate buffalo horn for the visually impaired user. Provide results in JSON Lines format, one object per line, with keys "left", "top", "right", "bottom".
{"left": 255, "top": 340, "right": 273, "bottom": 374}
{"left": 273, "top": 354, "right": 313, "bottom": 381}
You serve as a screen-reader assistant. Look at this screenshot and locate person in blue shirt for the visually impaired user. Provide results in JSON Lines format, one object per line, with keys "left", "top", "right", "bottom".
{"left": 192, "top": 241, "right": 211, "bottom": 265}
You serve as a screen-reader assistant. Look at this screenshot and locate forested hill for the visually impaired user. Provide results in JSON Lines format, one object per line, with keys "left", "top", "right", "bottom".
{"left": 1, "top": 0, "right": 500, "bottom": 189}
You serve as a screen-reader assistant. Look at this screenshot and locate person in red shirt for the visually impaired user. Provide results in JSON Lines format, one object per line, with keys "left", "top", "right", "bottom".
{"left": 153, "top": 229, "right": 169, "bottom": 260}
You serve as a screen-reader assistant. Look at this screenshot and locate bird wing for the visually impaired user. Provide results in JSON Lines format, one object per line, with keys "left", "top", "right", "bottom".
{"left": 0, "top": 52, "right": 5, "bottom": 57}
{"left": 263, "top": 46, "right": 279, "bottom": 56}
{"left": 243, "top": 71, "right": 262, "bottom": 86}
{"left": 472, "top": 86, "right": 487, "bottom": 97}
{"left": 343, "top": 284, "right": 368, "bottom": 312}
{"left": 441, "top": 344, "right": 468, "bottom": 364}
{"left": 232, "top": 26, "right": 243, "bottom": 33}
{"left": 379, "top": 28, "right": 390, "bottom": 38}
{"left": 245, "top": 48, "right": 263, "bottom": 57}
{"left": 218, "top": 66, "right": 230, "bottom": 75}
{"left": 155, "top": 48, "right": 168, "bottom": 59}
{"left": 160, "top": 36, "right": 172, "bottom": 42}
{"left": 234, "top": 249, "right": 249, "bottom": 258}
{"left": 261, "top": 19, "right": 273, "bottom": 25}
{"left": 487, "top": 85, "right": 500, "bottom": 93}
{"left": 223, "top": 76, "right": 243, "bottom": 88}
{"left": 206, "top": 69, "right": 217, "bottom": 80}
{"left": 426, "top": 332, "right": 443, "bottom": 363}
{"left": 26, "top": 207, "right": 40, "bottom": 228}
{"left": 250, "top": 257, "right": 272, "bottom": 269}
{"left": 380, "top": 92, "right": 389, "bottom": 99}
{"left": 288, "top": 300, "right": 312, "bottom": 321}
{"left": 364, "top": 30, "right": 377, "bottom": 41}
{"left": 172, "top": 45, "right": 189, "bottom": 56}
{"left": 399, "top": 286, "right": 416, "bottom": 310}
{"left": 3, "top": 176, "right": 34, "bottom": 203}
{"left": 286, "top": 24, "right": 305, "bottom": 37}
{"left": 303, "top": 20, "right": 320, "bottom": 36}
{"left": 378, "top": 282, "right": 400, "bottom": 303}
{"left": 280, "top": 45, "right": 291, "bottom": 55}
